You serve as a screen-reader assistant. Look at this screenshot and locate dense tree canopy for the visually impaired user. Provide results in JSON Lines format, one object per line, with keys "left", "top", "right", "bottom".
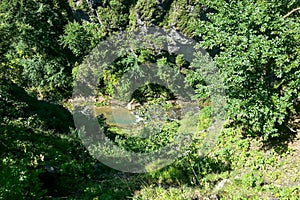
{"left": 61, "top": 0, "right": 300, "bottom": 139}
{"left": 0, "top": 0, "right": 75, "bottom": 99}
{"left": 1, "top": 0, "right": 299, "bottom": 199}
{"left": 197, "top": 0, "right": 300, "bottom": 139}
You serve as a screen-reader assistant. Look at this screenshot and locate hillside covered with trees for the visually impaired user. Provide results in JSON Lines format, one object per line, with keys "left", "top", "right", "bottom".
{"left": 1, "top": 0, "right": 299, "bottom": 199}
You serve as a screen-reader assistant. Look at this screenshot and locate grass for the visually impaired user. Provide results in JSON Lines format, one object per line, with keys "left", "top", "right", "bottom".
{"left": 61, "top": 126, "right": 299, "bottom": 199}
{"left": 2, "top": 119, "right": 299, "bottom": 199}
{"left": 1, "top": 84, "right": 299, "bottom": 199}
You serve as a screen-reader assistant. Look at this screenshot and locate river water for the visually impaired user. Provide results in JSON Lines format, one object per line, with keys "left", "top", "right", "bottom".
{"left": 94, "top": 106, "right": 139, "bottom": 126}
{"left": 93, "top": 101, "right": 199, "bottom": 128}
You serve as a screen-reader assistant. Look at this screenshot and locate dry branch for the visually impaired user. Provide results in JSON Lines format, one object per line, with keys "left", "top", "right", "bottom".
{"left": 283, "top": 7, "right": 300, "bottom": 18}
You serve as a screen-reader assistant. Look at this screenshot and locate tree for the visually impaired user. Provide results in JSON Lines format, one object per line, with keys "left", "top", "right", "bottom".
{"left": 0, "top": 0, "right": 75, "bottom": 99}
{"left": 196, "top": 0, "right": 300, "bottom": 139}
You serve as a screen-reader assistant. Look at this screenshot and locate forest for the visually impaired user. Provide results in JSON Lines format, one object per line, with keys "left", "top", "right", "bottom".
{"left": 0, "top": 0, "right": 299, "bottom": 199}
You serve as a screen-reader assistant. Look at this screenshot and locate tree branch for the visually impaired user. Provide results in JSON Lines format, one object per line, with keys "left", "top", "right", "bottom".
{"left": 283, "top": 7, "right": 300, "bottom": 18}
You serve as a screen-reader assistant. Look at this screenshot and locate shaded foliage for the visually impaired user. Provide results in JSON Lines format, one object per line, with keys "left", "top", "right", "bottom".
{"left": 0, "top": 78, "right": 74, "bottom": 132}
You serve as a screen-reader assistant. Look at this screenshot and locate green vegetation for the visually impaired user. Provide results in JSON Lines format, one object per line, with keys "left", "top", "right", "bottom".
{"left": 1, "top": 0, "right": 299, "bottom": 199}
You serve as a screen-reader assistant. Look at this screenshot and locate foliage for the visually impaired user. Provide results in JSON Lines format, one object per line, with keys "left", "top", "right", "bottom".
{"left": 0, "top": 78, "right": 91, "bottom": 198}
{"left": 196, "top": 0, "right": 300, "bottom": 139}
{"left": 1, "top": 0, "right": 300, "bottom": 199}
{"left": 0, "top": 116, "right": 98, "bottom": 198}
{"left": 0, "top": 78, "right": 74, "bottom": 132}
{"left": 0, "top": 0, "right": 75, "bottom": 99}
{"left": 60, "top": 21, "right": 104, "bottom": 57}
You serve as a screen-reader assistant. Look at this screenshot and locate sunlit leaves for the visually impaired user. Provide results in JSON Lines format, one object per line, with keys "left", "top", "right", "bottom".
{"left": 197, "top": 0, "right": 300, "bottom": 139}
